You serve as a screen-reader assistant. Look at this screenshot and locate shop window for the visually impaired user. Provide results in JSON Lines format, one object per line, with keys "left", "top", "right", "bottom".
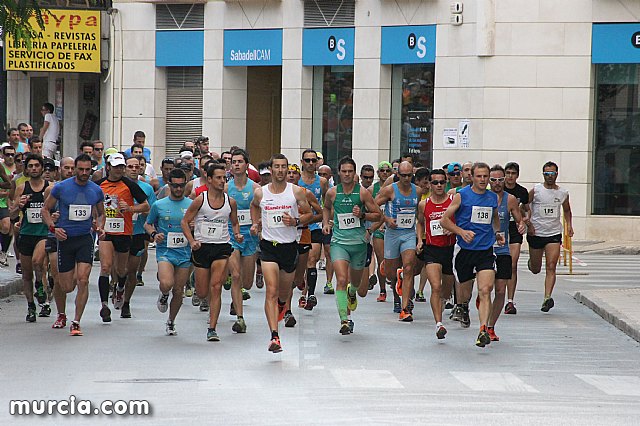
{"left": 312, "top": 66, "right": 354, "bottom": 174}
{"left": 593, "top": 64, "right": 640, "bottom": 215}
{"left": 390, "top": 64, "right": 435, "bottom": 167}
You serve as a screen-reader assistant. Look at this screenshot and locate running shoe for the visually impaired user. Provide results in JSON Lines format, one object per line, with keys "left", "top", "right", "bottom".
{"left": 323, "top": 281, "right": 334, "bottom": 294}
{"left": 99, "top": 305, "right": 111, "bottom": 322}
{"left": 460, "top": 306, "right": 471, "bottom": 328}
{"left": 113, "top": 287, "right": 124, "bottom": 310}
{"left": 52, "top": 313, "right": 67, "bottom": 329}
{"left": 26, "top": 307, "right": 36, "bottom": 323}
{"left": 0, "top": 251, "right": 8, "bottom": 267}
{"left": 450, "top": 305, "right": 463, "bottom": 322}
{"left": 445, "top": 299, "right": 454, "bottom": 310}
{"left": 199, "top": 298, "right": 210, "bottom": 312}
{"left": 35, "top": 282, "right": 47, "bottom": 305}
{"left": 541, "top": 297, "right": 555, "bottom": 312}
{"left": 255, "top": 272, "right": 264, "bottom": 289}
{"left": 242, "top": 288, "right": 251, "bottom": 300}
{"left": 395, "top": 268, "right": 403, "bottom": 296}
{"left": 476, "top": 328, "right": 491, "bottom": 348}
{"left": 376, "top": 292, "right": 387, "bottom": 302}
{"left": 298, "top": 296, "right": 306, "bottom": 309}
{"left": 70, "top": 321, "right": 83, "bottom": 336}
{"left": 487, "top": 327, "right": 500, "bottom": 341}
{"left": 191, "top": 293, "right": 200, "bottom": 306}
{"left": 157, "top": 293, "right": 169, "bottom": 313}
{"left": 166, "top": 320, "right": 177, "bottom": 336}
{"left": 7, "top": 251, "right": 14, "bottom": 257}
{"left": 340, "top": 320, "right": 351, "bottom": 335}
{"left": 284, "top": 312, "right": 297, "bottom": 328}
{"left": 136, "top": 274, "right": 144, "bottom": 287}
{"left": 268, "top": 336, "right": 283, "bottom": 353}
{"left": 318, "top": 258, "right": 326, "bottom": 270}
{"left": 304, "top": 295, "right": 318, "bottom": 311}
{"left": 436, "top": 325, "right": 447, "bottom": 339}
{"left": 232, "top": 317, "right": 247, "bottom": 333}
{"left": 346, "top": 284, "right": 358, "bottom": 312}
{"left": 38, "top": 304, "right": 51, "bottom": 317}
{"left": 348, "top": 319, "right": 354, "bottom": 334}
{"left": 415, "top": 291, "right": 427, "bottom": 302}
{"left": 15, "top": 262, "right": 22, "bottom": 274}
{"left": 368, "top": 274, "right": 378, "bottom": 290}
{"left": 230, "top": 301, "right": 236, "bottom": 316}
{"left": 393, "top": 301, "right": 401, "bottom": 313}
{"left": 120, "top": 303, "right": 132, "bottom": 318}
{"left": 224, "top": 275, "right": 232, "bottom": 291}
{"left": 399, "top": 309, "right": 413, "bottom": 322}
{"left": 185, "top": 287, "right": 193, "bottom": 298}
{"left": 207, "top": 328, "right": 220, "bottom": 342}
{"left": 278, "top": 302, "right": 286, "bottom": 322}
{"left": 504, "top": 301, "right": 517, "bottom": 315}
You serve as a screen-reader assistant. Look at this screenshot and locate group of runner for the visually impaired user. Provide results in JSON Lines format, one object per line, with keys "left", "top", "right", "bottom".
{"left": 7, "top": 131, "right": 573, "bottom": 351}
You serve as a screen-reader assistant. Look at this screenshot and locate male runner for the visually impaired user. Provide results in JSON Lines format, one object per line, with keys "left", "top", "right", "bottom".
{"left": 323, "top": 157, "right": 380, "bottom": 334}
{"left": 42, "top": 154, "right": 105, "bottom": 335}
{"left": 527, "top": 161, "right": 573, "bottom": 312}
{"left": 440, "top": 162, "right": 505, "bottom": 347}
{"left": 250, "top": 154, "right": 312, "bottom": 353}
{"left": 503, "top": 162, "right": 530, "bottom": 314}
{"left": 0, "top": 145, "right": 17, "bottom": 267}
{"left": 146, "top": 168, "right": 192, "bottom": 335}
{"left": 317, "top": 164, "right": 335, "bottom": 292}
{"left": 181, "top": 162, "right": 242, "bottom": 341}
{"left": 298, "top": 149, "right": 328, "bottom": 310}
{"left": 369, "top": 161, "right": 392, "bottom": 301}
{"left": 96, "top": 153, "right": 149, "bottom": 322}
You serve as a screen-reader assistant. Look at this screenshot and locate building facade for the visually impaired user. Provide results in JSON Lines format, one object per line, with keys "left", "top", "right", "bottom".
{"left": 4, "top": 0, "right": 640, "bottom": 240}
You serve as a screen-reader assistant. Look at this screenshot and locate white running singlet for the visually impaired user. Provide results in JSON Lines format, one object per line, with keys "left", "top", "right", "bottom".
{"left": 193, "top": 191, "right": 231, "bottom": 244}
{"left": 260, "top": 182, "right": 299, "bottom": 244}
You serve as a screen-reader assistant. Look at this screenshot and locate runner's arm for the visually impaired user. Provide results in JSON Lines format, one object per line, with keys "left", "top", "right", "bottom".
{"left": 416, "top": 199, "right": 426, "bottom": 243}
{"left": 181, "top": 194, "right": 204, "bottom": 246}
{"left": 229, "top": 198, "right": 242, "bottom": 239}
{"left": 562, "top": 194, "right": 573, "bottom": 237}
{"left": 440, "top": 193, "right": 464, "bottom": 236}
{"left": 294, "top": 186, "right": 313, "bottom": 226}
{"left": 0, "top": 167, "right": 11, "bottom": 189}
{"left": 9, "top": 184, "right": 25, "bottom": 219}
{"left": 41, "top": 191, "right": 58, "bottom": 229}
{"left": 360, "top": 187, "right": 381, "bottom": 223}
{"left": 306, "top": 190, "right": 323, "bottom": 225}
{"left": 322, "top": 188, "right": 335, "bottom": 234}
{"left": 508, "top": 194, "right": 526, "bottom": 234}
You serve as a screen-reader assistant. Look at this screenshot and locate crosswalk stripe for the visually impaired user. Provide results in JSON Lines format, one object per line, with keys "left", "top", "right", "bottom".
{"left": 331, "top": 369, "right": 404, "bottom": 389}
{"left": 451, "top": 372, "right": 539, "bottom": 393}
{"left": 575, "top": 374, "right": 640, "bottom": 396}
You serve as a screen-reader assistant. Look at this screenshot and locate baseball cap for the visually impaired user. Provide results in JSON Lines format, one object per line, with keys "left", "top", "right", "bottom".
{"left": 316, "top": 152, "right": 324, "bottom": 160}
{"left": 288, "top": 164, "right": 301, "bottom": 173}
{"left": 104, "top": 147, "right": 118, "bottom": 158}
{"left": 447, "top": 162, "right": 462, "bottom": 174}
{"left": 108, "top": 153, "right": 126, "bottom": 167}
{"left": 259, "top": 167, "right": 270, "bottom": 175}
{"left": 180, "top": 151, "right": 193, "bottom": 159}
{"left": 179, "top": 162, "right": 193, "bottom": 171}
{"left": 378, "top": 161, "right": 392, "bottom": 170}
{"left": 43, "top": 158, "right": 56, "bottom": 170}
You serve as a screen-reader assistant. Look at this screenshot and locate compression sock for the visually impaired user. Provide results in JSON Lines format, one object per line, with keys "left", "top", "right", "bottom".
{"left": 98, "top": 275, "right": 110, "bottom": 303}
{"left": 306, "top": 268, "right": 318, "bottom": 295}
{"left": 336, "top": 290, "right": 348, "bottom": 321}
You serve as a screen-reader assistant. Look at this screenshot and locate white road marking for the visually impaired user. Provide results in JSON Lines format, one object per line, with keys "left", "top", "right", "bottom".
{"left": 575, "top": 375, "right": 640, "bottom": 396}
{"left": 331, "top": 369, "right": 404, "bottom": 389}
{"left": 451, "top": 372, "right": 539, "bottom": 393}
{"left": 303, "top": 341, "right": 317, "bottom": 348}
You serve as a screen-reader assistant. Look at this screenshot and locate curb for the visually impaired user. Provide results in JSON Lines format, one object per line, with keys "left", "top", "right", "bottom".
{"left": 0, "top": 273, "right": 23, "bottom": 300}
{"left": 574, "top": 291, "right": 640, "bottom": 343}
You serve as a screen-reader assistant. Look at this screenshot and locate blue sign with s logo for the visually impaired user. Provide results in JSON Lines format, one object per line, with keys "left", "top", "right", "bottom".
{"left": 381, "top": 25, "right": 436, "bottom": 64}
{"left": 303, "top": 28, "right": 354, "bottom": 66}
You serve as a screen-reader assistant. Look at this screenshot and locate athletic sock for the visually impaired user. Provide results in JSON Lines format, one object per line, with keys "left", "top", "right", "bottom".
{"left": 271, "top": 330, "right": 279, "bottom": 339}
{"left": 98, "top": 275, "right": 110, "bottom": 303}
{"left": 347, "top": 283, "right": 357, "bottom": 297}
{"left": 28, "top": 301, "right": 36, "bottom": 310}
{"left": 306, "top": 268, "right": 318, "bottom": 295}
{"left": 0, "top": 232, "right": 11, "bottom": 253}
{"left": 508, "top": 299, "right": 513, "bottom": 303}
{"left": 116, "top": 275, "right": 126, "bottom": 291}
{"left": 336, "top": 290, "right": 348, "bottom": 321}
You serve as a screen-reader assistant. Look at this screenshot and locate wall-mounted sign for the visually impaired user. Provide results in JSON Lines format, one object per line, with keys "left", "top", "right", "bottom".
{"left": 302, "top": 28, "right": 355, "bottom": 66}
{"left": 4, "top": 9, "right": 101, "bottom": 73}
{"left": 381, "top": 25, "right": 436, "bottom": 64}
{"left": 592, "top": 23, "right": 640, "bottom": 64}
{"left": 224, "top": 29, "right": 283, "bottom": 66}
{"left": 156, "top": 30, "right": 204, "bottom": 67}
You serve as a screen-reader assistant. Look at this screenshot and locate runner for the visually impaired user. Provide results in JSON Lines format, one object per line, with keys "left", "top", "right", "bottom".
{"left": 440, "top": 162, "right": 505, "bottom": 347}
{"left": 503, "top": 162, "right": 530, "bottom": 314}
{"left": 413, "top": 167, "right": 431, "bottom": 303}
{"left": 145, "top": 168, "right": 192, "bottom": 335}
{"left": 369, "top": 161, "right": 392, "bottom": 302}
{"left": 323, "top": 157, "right": 380, "bottom": 334}
{"left": 416, "top": 169, "right": 456, "bottom": 339}
{"left": 96, "top": 153, "right": 150, "bottom": 322}
{"left": 11, "top": 154, "right": 50, "bottom": 321}
{"left": 526, "top": 161, "right": 573, "bottom": 312}
{"left": 41, "top": 154, "right": 105, "bottom": 335}
{"left": 181, "top": 162, "right": 242, "bottom": 341}
{"left": 226, "top": 149, "right": 260, "bottom": 333}
{"left": 250, "top": 154, "right": 312, "bottom": 353}
{"left": 0, "top": 145, "right": 17, "bottom": 267}
{"left": 357, "top": 164, "right": 378, "bottom": 293}
{"left": 317, "top": 164, "right": 334, "bottom": 293}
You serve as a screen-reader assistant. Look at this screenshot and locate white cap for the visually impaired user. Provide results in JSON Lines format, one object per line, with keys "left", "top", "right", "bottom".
{"left": 108, "top": 153, "right": 126, "bottom": 167}
{"left": 180, "top": 151, "right": 193, "bottom": 159}
{"left": 259, "top": 168, "right": 270, "bottom": 175}
{"left": 0, "top": 143, "right": 10, "bottom": 149}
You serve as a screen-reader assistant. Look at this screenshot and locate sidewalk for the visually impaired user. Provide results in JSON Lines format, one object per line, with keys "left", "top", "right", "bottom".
{"left": 574, "top": 289, "right": 640, "bottom": 343}
{"left": 0, "top": 268, "right": 22, "bottom": 299}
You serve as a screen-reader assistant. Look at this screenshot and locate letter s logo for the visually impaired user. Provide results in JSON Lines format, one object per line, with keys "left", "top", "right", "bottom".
{"left": 416, "top": 36, "right": 427, "bottom": 59}
{"left": 336, "top": 38, "right": 346, "bottom": 60}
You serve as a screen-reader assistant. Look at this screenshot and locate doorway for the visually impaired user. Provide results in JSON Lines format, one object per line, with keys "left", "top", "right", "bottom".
{"left": 30, "top": 77, "right": 49, "bottom": 133}
{"left": 246, "top": 66, "right": 281, "bottom": 165}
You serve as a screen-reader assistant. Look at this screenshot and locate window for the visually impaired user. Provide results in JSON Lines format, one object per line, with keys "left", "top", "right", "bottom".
{"left": 593, "top": 64, "right": 640, "bottom": 215}
{"left": 166, "top": 67, "right": 203, "bottom": 156}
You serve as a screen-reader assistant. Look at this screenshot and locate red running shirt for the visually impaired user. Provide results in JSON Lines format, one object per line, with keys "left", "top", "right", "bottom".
{"left": 424, "top": 195, "right": 456, "bottom": 247}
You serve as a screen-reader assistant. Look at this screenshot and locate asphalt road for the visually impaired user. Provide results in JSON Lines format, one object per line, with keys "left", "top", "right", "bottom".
{"left": 1, "top": 253, "right": 639, "bottom": 424}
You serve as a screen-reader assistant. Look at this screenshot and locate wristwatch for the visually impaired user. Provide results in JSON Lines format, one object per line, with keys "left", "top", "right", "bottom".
{"left": 295, "top": 217, "right": 300, "bottom": 226}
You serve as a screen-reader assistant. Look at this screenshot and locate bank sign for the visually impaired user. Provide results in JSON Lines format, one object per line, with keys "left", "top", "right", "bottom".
{"left": 224, "top": 29, "right": 282, "bottom": 66}
{"left": 302, "top": 28, "right": 354, "bottom": 66}
{"left": 381, "top": 25, "right": 436, "bottom": 64}
{"left": 592, "top": 23, "right": 640, "bottom": 64}
{"left": 4, "top": 9, "right": 100, "bottom": 73}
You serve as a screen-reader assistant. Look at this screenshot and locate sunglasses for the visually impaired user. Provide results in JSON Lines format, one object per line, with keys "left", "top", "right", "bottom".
{"left": 448, "top": 171, "right": 461, "bottom": 176}
{"left": 543, "top": 171, "right": 557, "bottom": 176}
{"left": 489, "top": 177, "right": 505, "bottom": 183}
{"left": 398, "top": 173, "right": 413, "bottom": 178}
{"left": 361, "top": 175, "right": 374, "bottom": 179}
{"left": 302, "top": 158, "right": 318, "bottom": 163}
{"left": 379, "top": 168, "right": 391, "bottom": 172}
{"left": 94, "top": 147, "right": 103, "bottom": 151}
{"left": 430, "top": 180, "right": 446, "bottom": 185}
{"left": 169, "top": 183, "right": 186, "bottom": 188}
{"left": 126, "top": 165, "right": 138, "bottom": 169}
{"left": 3, "top": 153, "right": 15, "bottom": 157}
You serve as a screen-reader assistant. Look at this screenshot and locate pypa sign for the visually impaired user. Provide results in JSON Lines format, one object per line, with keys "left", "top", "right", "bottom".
{"left": 381, "top": 25, "right": 436, "bottom": 64}
{"left": 303, "top": 28, "right": 354, "bottom": 66}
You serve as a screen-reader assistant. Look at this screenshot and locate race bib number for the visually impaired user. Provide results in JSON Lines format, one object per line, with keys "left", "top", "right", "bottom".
{"left": 105, "top": 217, "right": 125, "bottom": 233}
{"left": 237, "top": 209, "right": 252, "bottom": 226}
{"left": 430, "top": 220, "right": 444, "bottom": 236}
{"left": 69, "top": 204, "right": 90, "bottom": 221}
{"left": 471, "top": 206, "right": 492, "bottom": 224}
{"left": 167, "top": 232, "right": 188, "bottom": 248}
{"left": 200, "top": 221, "right": 223, "bottom": 237}
{"left": 397, "top": 213, "right": 415, "bottom": 229}
{"left": 267, "top": 210, "right": 287, "bottom": 228}
{"left": 27, "top": 208, "right": 42, "bottom": 224}
{"left": 540, "top": 204, "right": 558, "bottom": 218}
{"left": 337, "top": 213, "right": 358, "bottom": 230}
